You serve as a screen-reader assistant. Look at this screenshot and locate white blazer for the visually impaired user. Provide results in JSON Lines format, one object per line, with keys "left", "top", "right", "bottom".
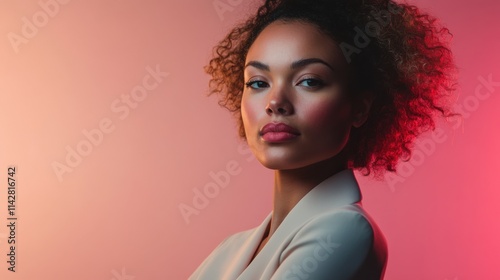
{"left": 189, "top": 169, "right": 388, "bottom": 280}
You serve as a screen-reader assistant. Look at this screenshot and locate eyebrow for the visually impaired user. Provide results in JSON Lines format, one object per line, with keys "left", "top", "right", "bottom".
{"left": 244, "top": 58, "right": 335, "bottom": 72}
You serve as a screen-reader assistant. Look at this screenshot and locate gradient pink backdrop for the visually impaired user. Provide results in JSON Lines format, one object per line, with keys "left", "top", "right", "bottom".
{"left": 0, "top": 0, "right": 499, "bottom": 279}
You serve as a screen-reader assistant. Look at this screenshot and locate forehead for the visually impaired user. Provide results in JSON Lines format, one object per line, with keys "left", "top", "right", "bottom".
{"left": 245, "top": 20, "right": 347, "bottom": 69}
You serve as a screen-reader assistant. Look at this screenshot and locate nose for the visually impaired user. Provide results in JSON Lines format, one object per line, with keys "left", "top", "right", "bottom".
{"left": 265, "top": 85, "right": 294, "bottom": 116}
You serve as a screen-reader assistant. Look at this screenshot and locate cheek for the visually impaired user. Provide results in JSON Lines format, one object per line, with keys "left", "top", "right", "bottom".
{"left": 303, "top": 99, "right": 352, "bottom": 136}
{"left": 241, "top": 96, "right": 259, "bottom": 132}
{"left": 241, "top": 97, "right": 264, "bottom": 158}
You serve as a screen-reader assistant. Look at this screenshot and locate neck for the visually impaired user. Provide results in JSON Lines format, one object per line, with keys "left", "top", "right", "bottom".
{"left": 266, "top": 155, "right": 349, "bottom": 239}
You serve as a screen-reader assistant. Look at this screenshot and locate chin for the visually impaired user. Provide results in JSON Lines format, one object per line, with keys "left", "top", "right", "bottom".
{"left": 255, "top": 156, "right": 310, "bottom": 171}
{"left": 257, "top": 150, "right": 348, "bottom": 171}
{"left": 256, "top": 157, "right": 288, "bottom": 170}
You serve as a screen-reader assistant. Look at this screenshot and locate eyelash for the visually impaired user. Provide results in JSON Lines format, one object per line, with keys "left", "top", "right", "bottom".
{"left": 245, "top": 78, "right": 324, "bottom": 89}
{"left": 298, "top": 78, "right": 324, "bottom": 88}
{"left": 245, "top": 80, "right": 268, "bottom": 89}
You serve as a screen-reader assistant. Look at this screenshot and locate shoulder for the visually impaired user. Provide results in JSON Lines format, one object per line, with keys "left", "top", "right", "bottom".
{"left": 207, "top": 226, "right": 256, "bottom": 254}
{"left": 293, "top": 205, "right": 375, "bottom": 243}
{"left": 221, "top": 227, "right": 255, "bottom": 245}
{"left": 276, "top": 206, "right": 376, "bottom": 279}
{"left": 189, "top": 227, "right": 257, "bottom": 279}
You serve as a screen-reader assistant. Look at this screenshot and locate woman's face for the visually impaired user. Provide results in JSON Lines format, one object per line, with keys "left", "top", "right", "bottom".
{"left": 241, "top": 20, "right": 366, "bottom": 170}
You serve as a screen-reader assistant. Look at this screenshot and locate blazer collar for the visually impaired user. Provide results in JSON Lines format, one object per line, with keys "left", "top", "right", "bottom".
{"left": 237, "top": 168, "right": 362, "bottom": 279}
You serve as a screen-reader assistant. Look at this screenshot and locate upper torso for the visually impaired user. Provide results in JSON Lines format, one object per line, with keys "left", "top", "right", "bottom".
{"left": 189, "top": 169, "right": 388, "bottom": 280}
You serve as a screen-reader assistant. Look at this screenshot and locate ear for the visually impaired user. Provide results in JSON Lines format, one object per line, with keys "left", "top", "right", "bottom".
{"left": 352, "top": 92, "right": 374, "bottom": 128}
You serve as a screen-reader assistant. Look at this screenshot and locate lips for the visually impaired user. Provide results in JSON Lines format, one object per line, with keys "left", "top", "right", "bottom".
{"left": 260, "top": 122, "right": 300, "bottom": 135}
{"left": 259, "top": 122, "right": 300, "bottom": 142}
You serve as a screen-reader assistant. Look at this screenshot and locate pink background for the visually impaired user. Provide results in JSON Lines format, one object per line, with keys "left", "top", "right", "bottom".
{"left": 0, "top": 0, "right": 499, "bottom": 279}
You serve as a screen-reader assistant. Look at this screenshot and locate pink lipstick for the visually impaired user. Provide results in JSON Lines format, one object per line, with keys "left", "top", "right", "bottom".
{"left": 260, "top": 122, "right": 300, "bottom": 143}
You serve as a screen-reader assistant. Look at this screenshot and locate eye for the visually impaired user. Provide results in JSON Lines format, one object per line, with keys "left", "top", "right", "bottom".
{"left": 297, "top": 78, "right": 324, "bottom": 88}
{"left": 245, "top": 80, "right": 269, "bottom": 89}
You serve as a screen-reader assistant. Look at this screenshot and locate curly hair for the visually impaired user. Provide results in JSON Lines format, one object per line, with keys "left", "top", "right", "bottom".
{"left": 204, "top": 0, "right": 458, "bottom": 179}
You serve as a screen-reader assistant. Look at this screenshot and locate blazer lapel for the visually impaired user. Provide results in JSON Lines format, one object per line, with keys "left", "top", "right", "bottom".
{"left": 222, "top": 213, "right": 272, "bottom": 280}
{"left": 237, "top": 169, "right": 362, "bottom": 280}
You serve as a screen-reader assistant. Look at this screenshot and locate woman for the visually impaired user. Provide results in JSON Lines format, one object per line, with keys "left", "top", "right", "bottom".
{"left": 191, "top": 0, "right": 457, "bottom": 279}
